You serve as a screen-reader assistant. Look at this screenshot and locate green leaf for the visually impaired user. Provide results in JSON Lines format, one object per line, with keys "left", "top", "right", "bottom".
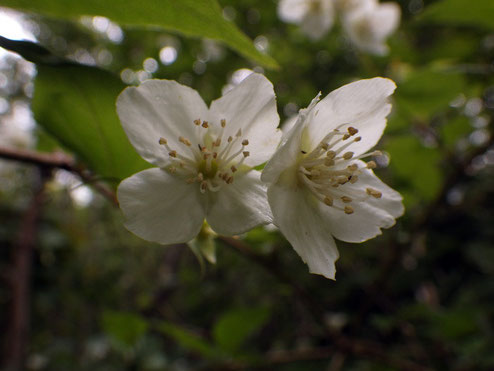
{"left": 385, "top": 135, "right": 442, "bottom": 203}
{"left": 102, "top": 311, "right": 148, "bottom": 348}
{"left": 441, "top": 115, "right": 472, "bottom": 149}
{"left": 212, "top": 307, "right": 271, "bottom": 353}
{"left": 420, "top": 0, "right": 494, "bottom": 29}
{"left": 395, "top": 68, "right": 465, "bottom": 119}
{"left": 32, "top": 63, "right": 150, "bottom": 183}
{"left": 158, "top": 322, "right": 223, "bottom": 360}
{"left": 0, "top": 0, "right": 277, "bottom": 68}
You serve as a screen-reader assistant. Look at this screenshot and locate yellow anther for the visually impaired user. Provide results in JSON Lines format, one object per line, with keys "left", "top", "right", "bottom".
{"left": 169, "top": 150, "right": 177, "bottom": 157}
{"left": 159, "top": 137, "right": 167, "bottom": 145}
{"left": 343, "top": 134, "right": 350, "bottom": 140}
{"left": 201, "top": 121, "right": 209, "bottom": 128}
{"left": 347, "top": 164, "right": 358, "bottom": 171}
{"left": 214, "top": 138, "right": 221, "bottom": 147}
{"left": 354, "top": 136, "right": 362, "bottom": 142}
{"left": 226, "top": 176, "right": 234, "bottom": 184}
{"left": 231, "top": 165, "right": 237, "bottom": 173}
{"left": 366, "top": 161, "right": 377, "bottom": 169}
{"left": 194, "top": 119, "right": 201, "bottom": 126}
{"left": 347, "top": 127, "right": 358, "bottom": 136}
{"left": 324, "top": 158, "right": 335, "bottom": 167}
{"left": 343, "top": 151, "right": 354, "bottom": 160}
{"left": 179, "top": 136, "right": 191, "bottom": 146}
{"left": 243, "top": 151, "right": 250, "bottom": 157}
{"left": 321, "top": 142, "right": 329, "bottom": 150}
{"left": 349, "top": 175, "right": 358, "bottom": 184}
{"left": 221, "top": 119, "right": 226, "bottom": 127}
{"left": 344, "top": 206, "right": 354, "bottom": 214}
{"left": 227, "top": 136, "right": 233, "bottom": 143}
{"left": 242, "top": 139, "right": 249, "bottom": 146}
{"left": 326, "top": 151, "right": 336, "bottom": 159}
{"left": 324, "top": 196, "right": 333, "bottom": 206}
{"left": 338, "top": 176, "right": 349, "bottom": 184}
{"left": 341, "top": 196, "right": 352, "bottom": 203}
{"left": 366, "top": 188, "right": 382, "bottom": 198}
{"left": 213, "top": 152, "right": 218, "bottom": 159}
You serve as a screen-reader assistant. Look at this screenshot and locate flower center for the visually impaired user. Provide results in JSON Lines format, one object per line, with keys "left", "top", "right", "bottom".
{"left": 159, "top": 118, "right": 250, "bottom": 193}
{"left": 298, "top": 126, "right": 382, "bottom": 214}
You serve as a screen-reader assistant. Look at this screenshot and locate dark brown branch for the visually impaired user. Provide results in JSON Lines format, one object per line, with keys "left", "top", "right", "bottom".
{"left": 0, "top": 146, "right": 118, "bottom": 206}
{"left": 218, "top": 236, "right": 431, "bottom": 371}
{"left": 3, "top": 169, "right": 47, "bottom": 371}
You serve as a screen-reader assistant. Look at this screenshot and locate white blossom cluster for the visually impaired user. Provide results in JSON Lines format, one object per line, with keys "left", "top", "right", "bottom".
{"left": 278, "top": 0, "right": 401, "bottom": 55}
{"left": 116, "top": 74, "right": 404, "bottom": 279}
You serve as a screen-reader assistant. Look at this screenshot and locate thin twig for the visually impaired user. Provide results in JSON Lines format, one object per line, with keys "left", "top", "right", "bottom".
{"left": 218, "top": 236, "right": 431, "bottom": 371}
{"left": 0, "top": 146, "right": 118, "bottom": 206}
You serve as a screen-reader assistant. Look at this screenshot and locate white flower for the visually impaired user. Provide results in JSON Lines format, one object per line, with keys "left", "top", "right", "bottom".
{"left": 261, "top": 78, "right": 404, "bottom": 279}
{"left": 278, "top": 0, "right": 335, "bottom": 41}
{"left": 341, "top": 0, "right": 401, "bottom": 55}
{"left": 116, "top": 73, "right": 281, "bottom": 244}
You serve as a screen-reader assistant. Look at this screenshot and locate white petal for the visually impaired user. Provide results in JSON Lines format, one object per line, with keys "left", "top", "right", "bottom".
{"left": 206, "top": 171, "right": 271, "bottom": 235}
{"left": 268, "top": 184, "right": 339, "bottom": 279}
{"left": 278, "top": 0, "right": 310, "bottom": 23}
{"left": 261, "top": 115, "right": 305, "bottom": 185}
{"left": 117, "top": 79, "right": 209, "bottom": 166}
{"left": 300, "top": 1, "right": 335, "bottom": 40}
{"left": 371, "top": 3, "right": 401, "bottom": 39}
{"left": 315, "top": 163, "right": 403, "bottom": 243}
{"left": 117, "top": 168, "right": 206, "bottom": 244}
{"left": 307, "top": 78, "right": 396, "bottom": 156}
{"left": 209, "top": 73, "right": 281, "bottom": 167}
{"left": 343, "top": 3, "right": 400, "bottom": 55}
{"left": 261, "top": 94, "right": 320, "bottom": 184}
{"left": 352, "top": 163, "right": 404, "bottom": 218}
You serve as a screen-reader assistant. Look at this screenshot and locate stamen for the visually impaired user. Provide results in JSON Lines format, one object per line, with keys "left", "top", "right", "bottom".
{"left": 366, "top": 188, "right": 382, "bottom": 198}
{"left": 343, "top": 151, "right": 354, "bottom": 160}
{"left": 221, "top": 119, "right": 226, "bottom": 128}
{"left": 242, "top": 139, "right": 249, "bottom": 146}
{"left": 367, "top": 161, "right": 377, "bottom": 169}
{"left": 324, "top": 196, "right": 333, "bottom": 206}
{"left": 169, "top": 150, "right": 177, "bottom": 157}
{"left": 341, "top": 196, "right": 352, "bottom": 203}
{"left": 344, "top": 206, "right": 354, "bottom": 214}
{"left": 231, "top": 165, "right": 237, "bottom": 173}
{"left": 179, "top": 136, "right": 191, "bottom": 146}
{"left": 347, "top": 127, "right": 358, "bottom": 136}
{"left": 194, "top": 119, "right": 201, "bottom": 126}
{"left": 201, "top": 121, "right": 209, "bottom": 128}
{"left": 243, "top": 151, "right": 250, "bottom": 157}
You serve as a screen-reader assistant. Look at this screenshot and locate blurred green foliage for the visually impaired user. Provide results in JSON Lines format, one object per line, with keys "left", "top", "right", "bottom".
{"left": 0, "top": 0, "right": 494, "bottom": 370}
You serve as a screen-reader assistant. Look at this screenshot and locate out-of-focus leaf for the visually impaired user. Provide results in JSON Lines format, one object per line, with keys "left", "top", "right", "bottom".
{"left": 420, "top": 0, "right": 494, "bottom": 29}
{"left": 385, "top": 135, "right": 441, "bottom": 203}
{"left": 441, "top": 116, "right": 472, "bottom": 149}
{"left": 102, "top": 311, "right": 148, "bottom": 348}
{"left": 0, "top": 35, "right": 67, "bottom": 64}
{"left": 32, "top": 63, "right": 150, "bottom": 183}
{"left": 212, "top": 306, "right": 271, "bottom": 353}
{"left": 0, "top": 0, "right": 277, "bottom": 68}
{"left": 396, "top": 68, "right": 465, "bottom": 119}
{"left": 158, "top": 322, "right": 223, "bottom": 360}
